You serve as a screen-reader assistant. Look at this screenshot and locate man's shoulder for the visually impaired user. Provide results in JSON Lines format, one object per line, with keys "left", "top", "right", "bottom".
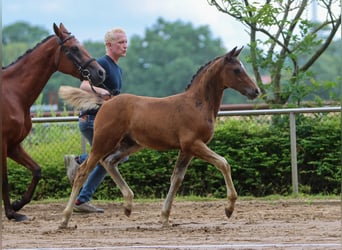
{"left": 97, "top": 55, "right": 110, "bottom": 65}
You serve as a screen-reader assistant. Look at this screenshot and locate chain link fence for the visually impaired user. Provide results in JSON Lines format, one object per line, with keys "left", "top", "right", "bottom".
{"left": 7, "top": 117, "right": 89, "bottom": 177}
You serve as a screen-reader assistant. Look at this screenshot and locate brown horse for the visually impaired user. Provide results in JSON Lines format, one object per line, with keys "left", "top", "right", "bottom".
{"left": 2, "top": 23, "right": 105, "bottom": 221}
{"left": 59, "top": 47, "right": 260, "bottom": 228}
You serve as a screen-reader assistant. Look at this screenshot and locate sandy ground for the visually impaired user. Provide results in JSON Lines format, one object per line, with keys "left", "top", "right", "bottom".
{"left": 1, "top": 199, "right": 341, "bottom": 249}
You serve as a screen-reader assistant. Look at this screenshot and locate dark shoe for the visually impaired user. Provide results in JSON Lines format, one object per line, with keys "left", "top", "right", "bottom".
{"left": 73, "top": 202, "right": 104, "bottom": 213}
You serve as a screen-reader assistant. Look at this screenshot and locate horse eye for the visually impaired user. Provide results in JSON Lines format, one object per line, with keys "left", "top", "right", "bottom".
{"left": 70, "top": 46, "right": 80, "bottom": 54}
{"left": 233, "top": 69, "right": 240, "bottom": 74}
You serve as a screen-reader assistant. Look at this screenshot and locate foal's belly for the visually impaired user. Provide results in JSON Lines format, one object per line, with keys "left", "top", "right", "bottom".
{"left": 133, "top": 129, "right": 180, "bottom": 151}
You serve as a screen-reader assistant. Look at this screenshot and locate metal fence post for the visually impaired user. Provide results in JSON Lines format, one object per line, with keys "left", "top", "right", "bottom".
{"left": 81, "top": 136, "right": 87, "bottom": 154}
{"left": 289, "top": 112, "right": 298, "bottom": 196}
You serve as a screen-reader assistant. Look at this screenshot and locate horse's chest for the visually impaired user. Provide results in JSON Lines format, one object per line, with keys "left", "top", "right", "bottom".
{"left": 198, "top": 119, "right": 215, "bottom": 142}
{"left": 3, "top": 112, "right": 32, "bottom": 142}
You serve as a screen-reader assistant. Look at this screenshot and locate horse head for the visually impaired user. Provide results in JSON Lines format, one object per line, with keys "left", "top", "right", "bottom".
{"left": 221, "top": 47, "right": 260, "bottom": 100}
{"left": 53, "top": 23, "right": 105, "bottom": 85}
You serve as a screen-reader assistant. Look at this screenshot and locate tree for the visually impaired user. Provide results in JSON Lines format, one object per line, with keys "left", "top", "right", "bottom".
{"left": 2, "top": 21, "right": 49, "bottom": 46}
{"left": 2, "top": 42, "right": 30, "bottom": 67}
{"left": 120, "top": 17, "right": 237, "bottom": 100}
{"left": 208, "top": 0, "right": 341, "bottom": 105}
{"left": 307, "top": 39, "right": 342, "bottom": 102}
{"left": 2, "top": 22, "right": 50, "bottom": 67}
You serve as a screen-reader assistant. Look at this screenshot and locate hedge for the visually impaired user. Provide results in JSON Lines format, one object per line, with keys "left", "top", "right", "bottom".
{"left": 7, "top": 113, "right": 341, "bottom": 201}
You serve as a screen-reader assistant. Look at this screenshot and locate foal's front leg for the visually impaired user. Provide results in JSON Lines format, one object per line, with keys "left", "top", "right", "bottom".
{"left": 161, "top": 151, "right": 193, "bottom": 226}
{"left": 192, "top": 142, "right": 237, "bottom": 219}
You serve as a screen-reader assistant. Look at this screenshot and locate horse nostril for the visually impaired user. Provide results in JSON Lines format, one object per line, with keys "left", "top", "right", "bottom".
{"left": 255, "top": 88, "right": 260, "bottom": 95}
{"left": 98, "top": 69, "right": 105, "bottom": 79}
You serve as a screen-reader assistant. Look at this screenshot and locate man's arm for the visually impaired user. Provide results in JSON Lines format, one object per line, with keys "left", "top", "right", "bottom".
{"left": 80, "top": 80, "right": 111, "bottom": 100}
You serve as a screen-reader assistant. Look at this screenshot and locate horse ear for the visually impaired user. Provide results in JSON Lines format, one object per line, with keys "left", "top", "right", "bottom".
{"left": 53, "top": 23, "right": 60, "bottom": 36}
{"left": 225, "top": 46, "right": 244, "bottom": 62}
{"left": 225, "top": 47, "right": 237, "bottom": 61}
{"left": 59, "top": 23, "right": 67, "bottom": 32}
{"left": 234, "top": 46, "right": 244, "bottom": 57}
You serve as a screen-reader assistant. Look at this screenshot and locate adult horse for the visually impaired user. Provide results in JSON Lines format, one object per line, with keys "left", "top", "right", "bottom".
{"left": 2, "top": 23, "right": 105, "bottom": 221}
{"left": 59, "top": 47, "right": 260, "bottom": 228}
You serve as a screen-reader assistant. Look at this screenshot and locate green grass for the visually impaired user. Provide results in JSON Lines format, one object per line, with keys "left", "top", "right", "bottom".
{"left": 28, "top": 194, "right": 341, "bottom": 205}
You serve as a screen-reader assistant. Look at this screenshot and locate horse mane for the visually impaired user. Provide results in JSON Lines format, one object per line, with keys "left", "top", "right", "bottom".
{"left": 2, "top": 35, "right": 55, "bottom": 69}
{"left": 185, "top": 55, "right": 222, "bottom": 91}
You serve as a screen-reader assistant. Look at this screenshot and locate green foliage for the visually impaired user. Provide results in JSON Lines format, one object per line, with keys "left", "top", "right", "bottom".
{"left": 2, "top": 21, "right": 49, "bottom": 46}
{"left": 2, "top": 42, "right": 30, "bottom": 67}
{"left": 6, "top": 114, "right": 341, "bottom": 202}
{"left": 3, "top": 18, "right": 341, "bottom": 107}
{"left": 296, "top": 114, "right": 341, "bottom": 194}
{"left": 83, "top": 41, "right": 106, "bottom": 59}
{"left": 7, "top": 123, "right": 86, "bottom": 200}
{"left": 208, "top": 0, "right": 341, "bottom": 105}
{"left": 120, "top": 17, "right": 226, "bottom": 98}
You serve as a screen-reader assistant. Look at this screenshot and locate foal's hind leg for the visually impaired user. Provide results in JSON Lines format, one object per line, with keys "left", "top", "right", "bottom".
{"left": 191, "top": 141, "right": 237, "bottom": 219}
{"left": 161, "top": 151, "right": 193, "bottom": 226}
{"left": 101, "top": 142, "right": 142, "bottom": 217}
{"left": 60, "top": 154, "right": 100, "bottom": 228}
{"left": 101, "top": 158, "right": 134, "bottom": 217}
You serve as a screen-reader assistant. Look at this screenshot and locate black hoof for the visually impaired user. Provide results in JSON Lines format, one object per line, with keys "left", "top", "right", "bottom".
{"left": 8, "top": 212, "right": 29, "bottom": 222}
{"left": 15, "top": 214, "right": 29, "bottom": 222}
{"left": 124, "top": 208, "right": 131, "bottom": 217}
{"left": 225, "top": 208, "right": 233, "bottom": 218}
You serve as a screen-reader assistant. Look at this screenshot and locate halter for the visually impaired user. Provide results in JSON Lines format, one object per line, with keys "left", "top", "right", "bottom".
{"left": 56, "top": 34, "right": 96, "bottom": 82}
{"left": 56, "top": 33, "right": 118, "bottom": 98}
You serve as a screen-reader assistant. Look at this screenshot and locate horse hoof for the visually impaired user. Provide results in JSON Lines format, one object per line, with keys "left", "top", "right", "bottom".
{"left": 12, "top": 213, "right": 28, "bottom": 222}
{"left": 225, "top": 207, "right": 233, "bottom": 218}
{"left": 58, "top": 220, "right": 71, "bottom": 229}
{"left": 124, "top": 208, "right": 131, "bottom": 217}
{"left": 161, "top": 220, "right": 172, "bottom": 227}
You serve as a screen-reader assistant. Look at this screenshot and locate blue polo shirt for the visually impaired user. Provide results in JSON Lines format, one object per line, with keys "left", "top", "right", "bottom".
{"left": 97, "top": 55, "right": 122, "bottom": 96}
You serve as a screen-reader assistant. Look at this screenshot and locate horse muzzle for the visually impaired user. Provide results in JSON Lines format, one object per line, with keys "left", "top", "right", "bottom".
{"left": 246, "top": 87, "right": 260, "bottom": 100}
{"left": 82, "top": 64, "right": 105, "bottom": 86}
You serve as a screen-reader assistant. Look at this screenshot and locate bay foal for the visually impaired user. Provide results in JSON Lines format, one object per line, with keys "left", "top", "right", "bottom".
{"left": 59, "top": 47, "right": 259, "bottom": 228}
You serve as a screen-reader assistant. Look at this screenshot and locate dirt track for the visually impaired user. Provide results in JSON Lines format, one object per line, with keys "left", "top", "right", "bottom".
{"left": 2, "top": 199, "right": 341, "bottom": 249}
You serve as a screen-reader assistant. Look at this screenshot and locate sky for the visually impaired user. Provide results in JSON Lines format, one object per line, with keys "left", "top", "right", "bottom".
{"left": 2, "top": 0, "right": 250, "bottom": 50}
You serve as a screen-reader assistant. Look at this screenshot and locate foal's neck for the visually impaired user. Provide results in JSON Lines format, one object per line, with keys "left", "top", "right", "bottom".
{"left": 189, "top": 63, "right": 224, "bottom": 117}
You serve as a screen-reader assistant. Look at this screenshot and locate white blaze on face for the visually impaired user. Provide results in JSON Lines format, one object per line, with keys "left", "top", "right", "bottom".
{"left": 239, "top": 61, "right": 246, "bottom": 71}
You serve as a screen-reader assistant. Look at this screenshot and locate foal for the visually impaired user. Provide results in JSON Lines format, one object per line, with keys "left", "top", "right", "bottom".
{"left": 59, "top": 47, "right": 259, "bottom": 228}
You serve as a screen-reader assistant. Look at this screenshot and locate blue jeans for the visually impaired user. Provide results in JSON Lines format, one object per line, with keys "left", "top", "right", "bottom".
{"left": 77, "top": 114, "right": 107, "bottom": 203}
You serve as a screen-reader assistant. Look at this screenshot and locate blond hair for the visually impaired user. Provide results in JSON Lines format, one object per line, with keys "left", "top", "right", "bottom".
{"left": 104, "top": 28, "right": 126, "bottom": 44}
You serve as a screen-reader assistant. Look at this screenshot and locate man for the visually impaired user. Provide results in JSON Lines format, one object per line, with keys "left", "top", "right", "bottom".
{"left": 64, "top": 28, "right": 128, "bottom": 213}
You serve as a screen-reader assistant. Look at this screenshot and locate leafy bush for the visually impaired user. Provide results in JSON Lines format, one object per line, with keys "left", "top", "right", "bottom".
{"left": 6, "top": 113, "right": 341, "bottom": 201}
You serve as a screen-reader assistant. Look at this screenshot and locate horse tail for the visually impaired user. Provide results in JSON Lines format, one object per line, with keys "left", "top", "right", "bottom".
{"left": 58, "top": 85, "right": 103, "bottom": 110}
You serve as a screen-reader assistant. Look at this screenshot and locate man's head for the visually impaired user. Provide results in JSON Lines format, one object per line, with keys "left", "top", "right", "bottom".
{"left": 105, "top": 28, "right": 128, "bottom": 61}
